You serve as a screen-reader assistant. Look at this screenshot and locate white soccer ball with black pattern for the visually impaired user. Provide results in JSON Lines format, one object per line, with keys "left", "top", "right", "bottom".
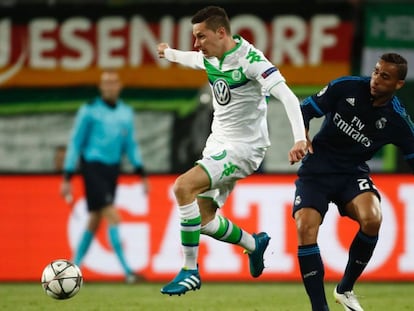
{"left": 41, "top": 259, "right": 83, "bottom": 300}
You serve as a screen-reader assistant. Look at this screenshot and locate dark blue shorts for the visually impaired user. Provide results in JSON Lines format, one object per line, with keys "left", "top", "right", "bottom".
{"left": 293, "top": 173, "right": 381, "bottom": 219}
{"left": 82, "top": 161, "right": 119, "bottom": 211}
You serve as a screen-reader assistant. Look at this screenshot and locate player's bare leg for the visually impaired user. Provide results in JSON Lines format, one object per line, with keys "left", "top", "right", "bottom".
{"left": 161, "top": 166, "right": 209, "bottom": 295}
{"left": 199, "top": 197, "right": 270, "bottom": 278}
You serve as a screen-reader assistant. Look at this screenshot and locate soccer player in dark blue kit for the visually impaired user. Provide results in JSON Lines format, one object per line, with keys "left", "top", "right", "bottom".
{"left": 60, "top": 70, "right": 148, "bottom": 283}
{"left": 292, "top": 53, "right": 414, "bottom": 311}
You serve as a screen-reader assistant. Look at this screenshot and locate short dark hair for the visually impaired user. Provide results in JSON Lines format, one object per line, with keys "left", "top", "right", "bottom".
{"left": 381, "top": 53, "right": 408, "bottom": 80}
{"left": 191, "top": 6, "right": 231, "bottom": 34}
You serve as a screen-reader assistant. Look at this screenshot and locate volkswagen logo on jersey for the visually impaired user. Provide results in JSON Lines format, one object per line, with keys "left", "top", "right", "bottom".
{"left": 213, "top": 79, "right": 231, "bottom": 105}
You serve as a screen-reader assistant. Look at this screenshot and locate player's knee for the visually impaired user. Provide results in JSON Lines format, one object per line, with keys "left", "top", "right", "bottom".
{"left": 295, "top": 218, "right": 319, "bottom": 244}
{"left": 294, "top": 208, "right": 321, "bottom": 244}
{"left": 106, "top": 213, "right": 120, "bottom": 226}
{"left": 359, "top": 213, "right": 382, "bottom": 235}
{"left": 173, "top": 176, "right": 186, "bottom": 196}
{"left": 173, "top": 175, "right": 195, "bottom": 200}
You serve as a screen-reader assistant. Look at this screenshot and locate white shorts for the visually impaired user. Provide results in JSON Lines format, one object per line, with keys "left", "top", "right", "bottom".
{"left": 196, "top": 138, "right": 267, "bottom": 208}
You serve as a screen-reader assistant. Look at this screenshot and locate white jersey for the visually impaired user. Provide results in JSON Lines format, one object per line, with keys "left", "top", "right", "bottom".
{"left": 165, "top": 35, "right": 286, "bottom": 148}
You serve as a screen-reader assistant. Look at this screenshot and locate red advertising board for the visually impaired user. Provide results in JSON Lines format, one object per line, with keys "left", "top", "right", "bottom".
{"left": 1, "top": 174, "right": 413, "bottom": 282}
{"left": 0, "top": 4, "right": 353, "bottom": 87}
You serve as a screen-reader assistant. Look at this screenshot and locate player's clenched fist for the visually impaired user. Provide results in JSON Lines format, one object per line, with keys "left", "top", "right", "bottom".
{"left": 157, "top": 43, "right": 170, "bottom": 58}
{"left": 288, "top": 140, "right": 309, "bottom": 165}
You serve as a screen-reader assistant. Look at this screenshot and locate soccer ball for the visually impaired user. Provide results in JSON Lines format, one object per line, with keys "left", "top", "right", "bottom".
{"left": 41, "top": 259, "right": 83, "bottom": 300}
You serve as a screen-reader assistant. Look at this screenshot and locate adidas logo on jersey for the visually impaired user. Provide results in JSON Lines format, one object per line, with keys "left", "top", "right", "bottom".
{"left": 346, "top": 98, "right": 355, "bottom": 106}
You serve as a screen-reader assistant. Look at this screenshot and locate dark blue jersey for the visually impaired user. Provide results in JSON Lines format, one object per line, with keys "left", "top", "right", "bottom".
{"left": 299, "top": 76, "right": 414, "bottom": 175}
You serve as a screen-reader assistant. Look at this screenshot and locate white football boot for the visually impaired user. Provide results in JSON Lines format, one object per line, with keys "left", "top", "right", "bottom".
{"left": 333, "top": 286, "right": 364, "bottom": 311}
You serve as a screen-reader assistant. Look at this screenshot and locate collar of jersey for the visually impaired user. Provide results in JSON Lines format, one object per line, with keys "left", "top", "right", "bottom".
{"left": 218, "top": 35, "right": 243, "bottom": 67}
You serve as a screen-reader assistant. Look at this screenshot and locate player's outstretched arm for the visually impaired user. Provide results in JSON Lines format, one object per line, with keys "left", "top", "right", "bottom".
{"left": 269, "top": 82, "right": 308, "bottom": 163}
{"left": 156, "top": 43, "right": 204, "bottom": 69}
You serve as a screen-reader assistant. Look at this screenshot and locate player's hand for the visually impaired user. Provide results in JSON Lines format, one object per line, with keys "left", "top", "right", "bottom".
{"left": 288, "top": 140, "right": 309, "bottom": 165}
{"left": 60, "top": 180, "right": 73, "bottom": 204}
{"left": 157, "top": 43, "right": 170, "bottom": 58}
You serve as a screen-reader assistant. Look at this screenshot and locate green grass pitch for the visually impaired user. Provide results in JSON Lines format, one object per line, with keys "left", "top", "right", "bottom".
{"left": 1, "top": 282, "right": 414, "bottom": 310}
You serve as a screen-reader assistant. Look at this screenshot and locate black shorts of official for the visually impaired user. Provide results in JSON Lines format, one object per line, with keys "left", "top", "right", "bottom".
{"left": 292, "top": 173, "right": 381, "bottom": 220}
{"left": 82, "top": 161, "right": 119, "bottom": 211}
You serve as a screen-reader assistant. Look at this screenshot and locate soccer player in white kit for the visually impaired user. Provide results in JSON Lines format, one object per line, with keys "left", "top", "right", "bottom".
{"left": 157, "top": 6, "right": 308, "bottom": 296}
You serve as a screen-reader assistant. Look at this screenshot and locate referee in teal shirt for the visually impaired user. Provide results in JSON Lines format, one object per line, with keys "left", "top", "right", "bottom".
{"left": 60, "top": 70, "right": 148, "bottom": 283}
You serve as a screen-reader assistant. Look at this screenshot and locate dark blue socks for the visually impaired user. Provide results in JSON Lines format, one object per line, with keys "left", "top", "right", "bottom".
{"left": 298, "top": 244, "right": 329, "bottom": 311}
{"left": 337, "top": 230, "right": 378, "bottom": 293}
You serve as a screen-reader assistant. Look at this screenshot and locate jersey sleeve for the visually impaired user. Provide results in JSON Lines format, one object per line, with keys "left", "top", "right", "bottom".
{"left": 164, "top": 48, "right": 205, "bottom": 69}
{"left": 240, "top": 45, "right": 305, "bottom": 142}
{"left": 241, "top": 46, "right": 285, "bottom": 91}
{"left": 269, "top": 82, "right": 306, "bottom": 142}
{"left": 301, "top": 80, "right": 343, "bottom": 129}
{"left": 63, "top": 104, "right": 90, "bottom": 173}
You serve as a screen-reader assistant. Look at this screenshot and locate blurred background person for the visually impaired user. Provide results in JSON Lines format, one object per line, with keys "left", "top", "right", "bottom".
{"left": 60, "top": 69, "right": 148, "bottom": 283}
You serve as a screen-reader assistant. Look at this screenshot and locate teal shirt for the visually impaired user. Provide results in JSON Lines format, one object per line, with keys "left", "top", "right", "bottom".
{"left": 64, "top": 97, "right": 143, "bottom": 173}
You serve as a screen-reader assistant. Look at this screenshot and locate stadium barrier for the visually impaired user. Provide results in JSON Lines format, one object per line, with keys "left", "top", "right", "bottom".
{"left": 1, "top": 174, "right": 413, "bottom": 282}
